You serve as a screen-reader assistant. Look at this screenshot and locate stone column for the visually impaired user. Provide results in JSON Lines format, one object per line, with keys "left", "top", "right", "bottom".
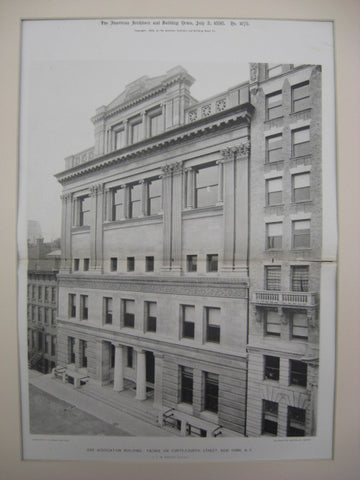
{"left": 113, "top": 344, "right": 124, "bottom": 392}
{"left": 221, "top": 141, "right": 250, "bottom": 276}
{"left": 60, "top": 193, "right": 72, "bottom": 273}
{"left": 89, "top": 184, "right": 104, "bottom": 273}
{"left": 135, "top": 349, "right": 147, "bottom": 401}
{"left": 234, "top": 142, "right": 250, "bottom": 275}
{"left": 153, "top": 352, "right": 164, "bottom": 407}
{"left": 161, "top": 165, "right": 172, "bottom": 272}
{"left": 171, "top": 162, "right": 183, "bottom": 273}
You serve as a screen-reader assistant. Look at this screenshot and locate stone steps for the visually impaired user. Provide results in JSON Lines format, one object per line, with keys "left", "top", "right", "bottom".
{"left": 78, "top": 382, "right": 158, "bottom": 426}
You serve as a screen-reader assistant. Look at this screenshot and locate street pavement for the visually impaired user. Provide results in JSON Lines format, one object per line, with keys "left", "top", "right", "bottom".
{"left": 28, "top": 370, "right": 174, "bottom": 437}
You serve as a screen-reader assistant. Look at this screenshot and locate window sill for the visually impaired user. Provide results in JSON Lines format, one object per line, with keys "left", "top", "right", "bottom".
{"left": 265, "top": 203, "right": 284, "bottom": 208}
{"left": 290, "top": 108, "right": 312, "bottom": 116}
{"left": 264, "top": 115, "right": 284, "bottom": 123}
{"left": 72, "top": 225, "right": 90, "bottom": 233}
{"left": 290, "top": 199, "right": 312, "bottom": 205}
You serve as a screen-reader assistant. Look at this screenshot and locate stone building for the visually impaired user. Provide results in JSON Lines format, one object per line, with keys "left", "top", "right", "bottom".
{"left": 54, "top": 64, "right": 322, "bottom": 437}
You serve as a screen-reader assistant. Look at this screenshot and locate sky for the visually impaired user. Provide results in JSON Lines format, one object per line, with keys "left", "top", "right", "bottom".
{"left": 19, "top": 19, "right": 334, "bottom": 241}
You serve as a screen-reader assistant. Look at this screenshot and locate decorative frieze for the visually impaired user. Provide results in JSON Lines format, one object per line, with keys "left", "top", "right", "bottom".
{"left": 215, "top": 99, "right": 226, "bottom": 112}
{"left": 58, "top": 275, "right": 248, "bottom": 299}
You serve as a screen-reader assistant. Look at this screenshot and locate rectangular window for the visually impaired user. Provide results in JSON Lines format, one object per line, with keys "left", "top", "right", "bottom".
{"left": 180, "top": 366, "right": 193, "bottom": 404}
{"left": 32, "top": 285, "right": 36, "bottom": 300}
{"left": 146, "top": 302, "right": 157, "bottom": 332}
{"left": 266, "top": 91, "right": 282, "bottom": 120}
{"left": 291, "top": 313, "right": 309, "bottom": 339}
{"left": 292, "top": 220, "right": 311, "bottom": 249}
{"left": 69, "top": 294, "right": 76, "bottom": 318}
{"left": 262, "top": 400, "right": 278, "bottom": 436}
{"left": 127, "top": 346, "right": 133, "bottom": 367}
{"left": 291, "top": 265, "right": 309, "bottom": 292}
{"left": 266, "top": 177, "right": 282, "bottom": 205}
{"left": 149, "top": 112, "right": 163, "bottom": 137}
{"left": 38, "top": 286, "right": 42, "bottom": 301}
{"left": 68, "top": 337, "right": 75, "bottom": 364}
{"left": 44, "top": 335, "right": 49, "bottom": 354}
{"left": 290, "top": 360, "right": 307, "bottom": 387}
{"left": 292, "top": 127, "right": 310, "bottom": 157}
{"left": 123, "top": 300, "right": 135, "bottom": 328}
{"left": 51, "top": 336, "right": 56, "bottom": 356}
{"left": 187, "top": 255, "right": 197, "bottom": 272}
{"left": 110, "top": 257, "right": 118, "bottom": 272}
{"left": 287, "top": 406, "right": 306, "bottom": 436}
{"left": 80, "top": 295, "right": 88, "bottom": 320}
{"left": 80, "top": 340, "right": 87, "bottom": 368}
{"left": 83, "top": 258, "right": 89, "bottom": 271}
{"left": 129, "top": 184, "right": 142, "bottom": 218}
{"left": 266, "top": 222, "right": 283, "bottom": 249}
{"left": 205, "top": 307, "right": 221, "bottom": 343}
{"left": 266, "top": 64, "right": 282, "bottom": 78}
{"left": 266, "top": 134, "right": 282, "bottom": 163}
{"left": 127, "top": 257, "right": 135, "bottom": 272}
{"left": 181, "top": 305, "right": 195, "bottom": 339}
{"left": 145, "top": 256, "right": 154, "bottom": 272}
{"left": 45, "top": 287, "right": 49, "bottom": 302}
{"left": 78, "top": 196, "right": 91, "bottom": 226}
{"left": 131, "top": 121, "right": 142, "bottom": 144}
{"left": 110, "top": 344, "right": 115, "bottom": 368}
{"left": 264, "top": 355, "right": 280, "bottom": 381}
{"left": 264, "top": 310, "right": 281, "bottom": 336}
{"left": 292, "top": 82, "right": 310, "bottom": 113}
{"left": 206, "top": 254, "right": 218, "bottom": 272}
{"left": 292, "top": 172, "right": 310, "bottom": 202}
{"left": 265, "top": 266, "right": 281, "bottom": 290}
{"left": 51, "top": 309, "right": 56, "bottom": 326}
{"left": 195, "top": 164, "right": 218, "bottom": 208}
{"left": 147, "top": 178, "right": 162, "bottom": 215}
{"left": 52, "top": 287, "right": 56, "bottom": 303}
{"left": 112, "top": 187, "right": 124, "bottom": 221}
{"left": 115, "top": 128, "right": 125, "bottom": 150}
{"left": 73, "top": 258, "right": 79, "bottom": 271}
{"left": 104, "top": 297, "right": 113, "bottom": 324}
{"left": 45, "top": 308, "right": 50, "bottom": 325}
{"left": 204, "top": 372, "right": 219, "bottom": 413}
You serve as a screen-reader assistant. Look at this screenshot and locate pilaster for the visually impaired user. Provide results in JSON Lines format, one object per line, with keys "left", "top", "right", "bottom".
{"left": 60, "top": 193, "right": 72, "bottom": 273}
{"left": 89, "top": 183, "right": 104, "bottom": 273}
{"left": 220, "top": 141, "right": 250, "bottom": 276}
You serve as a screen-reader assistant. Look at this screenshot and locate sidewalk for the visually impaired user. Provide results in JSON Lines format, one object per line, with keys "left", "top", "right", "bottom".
{"left": 28, "top": 370, "right": 174, "bottom": 437}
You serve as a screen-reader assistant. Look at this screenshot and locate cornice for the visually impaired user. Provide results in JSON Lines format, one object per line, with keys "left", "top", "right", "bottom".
{"left": 55, "top": 105, "right": 253, "bottom": 185}
{"left": 92, "top": 72, "right": 195, "bottom": 123}
{"left": 56, "top": 318, "right": 248, "bottom": 365}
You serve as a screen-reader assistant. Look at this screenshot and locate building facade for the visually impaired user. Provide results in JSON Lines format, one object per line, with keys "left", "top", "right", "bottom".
{"left": 55, "top": 64, "right": 321, "bottom": 437}
{"left": 27, "top": 241, "right": 60, "bottom": 373}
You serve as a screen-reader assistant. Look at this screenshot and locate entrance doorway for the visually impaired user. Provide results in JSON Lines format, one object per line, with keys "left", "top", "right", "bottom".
{"left": 145, "top": 351, "right": 154, "bottom": 384}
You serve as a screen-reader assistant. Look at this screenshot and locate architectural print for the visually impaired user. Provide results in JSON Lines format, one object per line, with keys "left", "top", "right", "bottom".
{"left": 28, "top": 63, "right": 322, "bottom": 438}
